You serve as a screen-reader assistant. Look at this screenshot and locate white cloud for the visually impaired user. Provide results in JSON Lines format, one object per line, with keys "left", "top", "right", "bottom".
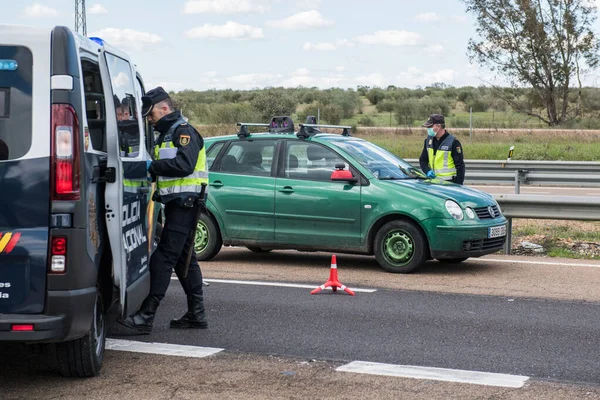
{"left": 355, "top": 73, "right": 386, "bottom": 87}
{"left": 226, "top": 73, "right": 279, "bottom": 85}
{"left": 425, "top": 44, "right": 445, "bottom": 54}
{"left": 23, "top": 4, "right": 59, "bottom": 18}
{"left": 88, "top": 4, "right": 108, "bottom": 14}
{"left": 89, "top": 28, "right": 163, "bottom": 49}
{"left": 415, "top": 12, "right": 441, "bottom": 22}
{"left": 396, "top": 67, "right": 458, "bottom": 86}
{"left": 451, "top": 15, "right": 468, "bottom": 23}
{"left": 183, "top": 0, "right": 269, "bottom": 14}
{"left": 186, "top": 21, "right": 264, "bottom": 39}
{"left": 267, "top": 10, "right": 334, "bottom": 30}
{"left": 112, "top": 72, "right": 130, "bottom": 88}
{"left": 204, "top": 71, "right": 218, "bottom": 77}
{"left": 335, "top": 66, "right": 345, "bottom": 72}
{"left": 292, "top": 68, "right": 310, "bottom": 76}
{"left": 303, "top": 39, "right": 354, "bottom": 51}
{"left": 356, "top": 30, "right": 423, "bottom": 46}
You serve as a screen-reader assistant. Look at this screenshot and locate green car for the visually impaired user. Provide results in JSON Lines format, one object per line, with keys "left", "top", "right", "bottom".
{"left": 195, "top": 117, "right": 507, "bottom": 273}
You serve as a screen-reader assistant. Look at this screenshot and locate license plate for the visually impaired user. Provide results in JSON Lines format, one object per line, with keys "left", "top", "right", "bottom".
{"left": 488, "top": 225, "right": 506, "bottom": 238}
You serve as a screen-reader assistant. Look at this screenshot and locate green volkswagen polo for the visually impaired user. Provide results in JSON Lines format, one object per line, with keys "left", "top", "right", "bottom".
{"left": 194, "top": 116, "right": 507, "bottom": 273}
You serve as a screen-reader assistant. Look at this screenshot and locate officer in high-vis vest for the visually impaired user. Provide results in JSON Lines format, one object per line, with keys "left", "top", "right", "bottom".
{"left": 119, "top": 87, "right": 209, "bottom": 334}
{"left": 419, "top": 114, "right": 465, "bottom": 185}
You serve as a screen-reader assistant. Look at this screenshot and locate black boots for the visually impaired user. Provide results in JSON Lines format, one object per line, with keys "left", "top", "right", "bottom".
{"left": 117, "top": 295, "right": 160, "bottom": 334}
{"left": 170, "top": 294, "right": 208, "bottom": 329}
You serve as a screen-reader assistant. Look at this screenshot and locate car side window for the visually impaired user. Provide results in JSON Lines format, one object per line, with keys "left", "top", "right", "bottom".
{"left": 206, "top": 142, "right": 225, "bottom": 171}
{"left": 286, "top": 142, "right": 348, "bottom": 181}
{"left": 217, "top": 140, "right": 277, "bottom": 176}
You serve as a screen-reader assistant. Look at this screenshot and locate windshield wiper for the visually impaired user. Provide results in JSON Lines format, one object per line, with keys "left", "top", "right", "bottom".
{"left": 398, "top": 165, "right": 426, "bottom": 179}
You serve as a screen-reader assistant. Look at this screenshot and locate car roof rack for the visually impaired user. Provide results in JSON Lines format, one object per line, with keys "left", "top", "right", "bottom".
{"left": 236, "top": 116, "right": 295, "bottom": 139}
{"left": 297, "top": 123, "right": 352, "bottom": 139}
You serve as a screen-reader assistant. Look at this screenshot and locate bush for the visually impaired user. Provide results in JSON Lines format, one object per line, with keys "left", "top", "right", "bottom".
{"left": 358, "top": 115, "right": 375, "bottom": 126}
{"left": 250, "top": 89, "right": 297, "bottom": 120}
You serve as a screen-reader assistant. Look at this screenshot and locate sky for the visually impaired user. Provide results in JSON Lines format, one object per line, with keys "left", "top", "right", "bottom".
{"left": 3, "top": 0, "right": 600, "bottom": 92}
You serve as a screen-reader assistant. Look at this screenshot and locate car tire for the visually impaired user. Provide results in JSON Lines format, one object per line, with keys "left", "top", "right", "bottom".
{"left": 246, "top": 246, "right": 273, "bottom": 253}
{"left": 437, "top": 257, "right": 469, "bottom": 264}
{"left": 374, "top": 220, "right": 427, "bottom": 273}
{"left": 195, "top": 213, "right": 222, "bottom": 261}
{"left": 56, "top": 287, "right": 106, "bottom": 377}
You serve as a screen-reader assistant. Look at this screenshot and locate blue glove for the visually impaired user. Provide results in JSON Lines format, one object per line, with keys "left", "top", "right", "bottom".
{"left": 426, "top": 170, "right": 436, "bottom": 179}
{"left": 146, "top": 160, "right": 152, "bottom": 171}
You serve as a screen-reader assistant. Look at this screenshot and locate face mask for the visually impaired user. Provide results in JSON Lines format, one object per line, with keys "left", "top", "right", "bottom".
{"left": 427, "top": 127, "right": 436, "bottom": 137}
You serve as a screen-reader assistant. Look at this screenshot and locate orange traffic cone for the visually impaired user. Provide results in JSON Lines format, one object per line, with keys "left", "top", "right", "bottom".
{"left": 311, "top": 255, "right": 355, "bottom": 296}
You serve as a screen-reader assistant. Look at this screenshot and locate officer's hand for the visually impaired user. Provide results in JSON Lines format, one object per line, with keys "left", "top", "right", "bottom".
{"left": 426, "top": 170, "right": 436, "bottom": 179}
{"left": 146, "top": 160, "right": 152, "bottom": 171}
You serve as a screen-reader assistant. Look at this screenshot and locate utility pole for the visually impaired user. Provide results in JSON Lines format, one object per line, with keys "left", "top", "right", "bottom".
{"left": 75, "top": 0, "right": 87, "bottom": 36}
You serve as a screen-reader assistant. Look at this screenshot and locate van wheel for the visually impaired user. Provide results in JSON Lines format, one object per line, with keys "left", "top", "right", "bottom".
{"left": 195, "top": 213, "right": 222, "bottom": 261}
{"left": 437, "top": 257, "right": 469, "bottom": 263}
{"left": 374, "top": 220, "right": 427, "bottom": 273}
{"left": 246, "top": 247, "right": 273, "bottom": 253}
{"left": 56, "top": 288, "right": 106, "bottom": 377}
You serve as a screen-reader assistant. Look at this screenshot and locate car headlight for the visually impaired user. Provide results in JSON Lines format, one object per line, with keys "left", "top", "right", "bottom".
{"left": 465, "top": 207, "right": 475, "bottom": 219}
{"left": 445, "top": 200, "right": 464, "bottom": 220}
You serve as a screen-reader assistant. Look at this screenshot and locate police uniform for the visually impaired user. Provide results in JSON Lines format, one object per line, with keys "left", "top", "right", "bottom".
{"left": 119, "top": 87, "right": 209, "bottom": 334}
{"left": 418, "top": 114, "right": 465, "bottom": 184}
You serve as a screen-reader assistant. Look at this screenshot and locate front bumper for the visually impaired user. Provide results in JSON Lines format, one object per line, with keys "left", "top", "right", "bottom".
{"left": 0, "top": 286, "right": 96, "bottom": 342}
{"left": 428, "top": 218, "right": 508, "bottom": 259}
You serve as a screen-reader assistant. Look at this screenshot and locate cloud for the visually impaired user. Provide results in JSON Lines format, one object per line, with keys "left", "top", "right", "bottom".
{"left": 296, "top": 0, "right": 322, "bottom": 9}
{"left": 425, "top": 44, "right": 445, "bottom": 54}
{"left": 415, "top": 12, "right": 441, "bottom": 22}
{"left": 451, "top": 15, "right": 468, "bottom": 23}
{"left": 356, "top": 30, "right": 423, "bottom": 46}
{"left": 23, "top": 4, "right": 59, "bottom": 18}
{"left": 186, "top": 21, "right": 264, "bottom": 39}
{"left": 303, "top": 39, "right": 354, "bottom": 51}
{"left": 396, "top": 67, "right": 458, "bottom": 86}
{"left": 292, "top": 68, "right": 310, "bottom": 76}
{"left": 335, "top": 66, "right": 345, "bottom": 72}
{"left": 112, "top": 72, "right": 130, "bottom": 88}
{"left": 183, "top": 0, "right": 269, "bottom": 14}
{"left": 204, "top": 71, "right": 218, "bottom": 77}
{"left": 267, "top": 10, "right": 334, "bottom": 30}
{"left": 88, "top": 4, "right": 108, "bottom": 14}
{"left": 89, "top": 28, "right": 163, "bottom": 49}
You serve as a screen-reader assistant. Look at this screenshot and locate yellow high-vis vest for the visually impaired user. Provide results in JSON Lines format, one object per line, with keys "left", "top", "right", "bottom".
{"left": 153, "top": 118, "right": 208, "bottom": 202}
{"left": 427, "top": 134, "right": 457, "bottom": 181}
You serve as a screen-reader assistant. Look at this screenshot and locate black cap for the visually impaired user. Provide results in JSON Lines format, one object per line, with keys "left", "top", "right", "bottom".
{"left": 141, "top": 86, "right": 170, "bottom": 117}
{"left": 422, "top": 114, "right": 445, "bottom": 127}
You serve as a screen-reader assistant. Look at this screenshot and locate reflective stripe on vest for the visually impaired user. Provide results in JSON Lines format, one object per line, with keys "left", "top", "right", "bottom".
{"left": 153, "top": 118, "right": 208, "bottom": 199}
{"left": 427, "top": 134, "right": 457, "bottom": 181}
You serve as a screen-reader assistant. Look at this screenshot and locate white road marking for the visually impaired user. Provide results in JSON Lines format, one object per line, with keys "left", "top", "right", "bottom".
{"left": 106, "top": 339, "right": 223, "bottom": 358}
{"left": 336, "top": 361, "right": 530, "bottom": 388}
{"left": 171, "top": 277, "right": 377, "bottom": 293}
{"left": 472, "top": 258, "right": 600, "bottom": 269}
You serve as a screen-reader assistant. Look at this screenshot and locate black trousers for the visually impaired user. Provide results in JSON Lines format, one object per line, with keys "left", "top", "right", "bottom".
{"left": 149, "top": 200, "right": 203, "bottom": 302}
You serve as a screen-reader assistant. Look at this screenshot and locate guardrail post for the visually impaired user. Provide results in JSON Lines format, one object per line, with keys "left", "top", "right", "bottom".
{"left": 514, "top": 171, "right": 521, "bottom": 194}
{"left": 504, "top": 218, "right": 512, "bottom": 255}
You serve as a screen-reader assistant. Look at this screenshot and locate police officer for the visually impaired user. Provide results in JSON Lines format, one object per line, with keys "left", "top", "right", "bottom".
{"left": 419, "top": 114, "right": 465, "bottom": 184}
{"left": 119, "top": 87, "right": 209, "bottom": 334}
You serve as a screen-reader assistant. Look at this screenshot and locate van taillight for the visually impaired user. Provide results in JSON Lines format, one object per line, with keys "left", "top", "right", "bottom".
{"left": 50, "top": 236, "right": 67, "bottom": 274}
{"left": 51, "top": 104, "right": 80, "bottom": 200}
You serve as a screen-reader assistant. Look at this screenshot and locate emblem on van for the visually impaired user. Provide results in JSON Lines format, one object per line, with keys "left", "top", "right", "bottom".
{"left": 0, "top": 232, "right": 21, "bottom": 254}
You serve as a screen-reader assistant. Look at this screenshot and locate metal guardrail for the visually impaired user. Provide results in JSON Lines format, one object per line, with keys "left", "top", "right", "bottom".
{"left": 405, "top": 159, "right": 600, "bottom": 187}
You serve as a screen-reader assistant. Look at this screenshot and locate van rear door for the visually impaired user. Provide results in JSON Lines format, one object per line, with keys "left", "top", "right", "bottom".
{"left": 0, "top": 27, "right": 51, "bottom": 314}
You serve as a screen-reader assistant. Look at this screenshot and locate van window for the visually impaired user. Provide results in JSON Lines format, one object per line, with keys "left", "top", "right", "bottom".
{"left": 105, "top": 53, "right": 142, "bottom": 158}
{"left": 81, "top": 59, "right": 106, "bottom": 152}
{"left": 0, "top": 46, "right": 33, "bottom": 161}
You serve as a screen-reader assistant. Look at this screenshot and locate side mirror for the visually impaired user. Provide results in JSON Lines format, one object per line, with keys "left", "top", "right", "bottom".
{"left": 331, "top": 163, "right": 357, "bottom": 182}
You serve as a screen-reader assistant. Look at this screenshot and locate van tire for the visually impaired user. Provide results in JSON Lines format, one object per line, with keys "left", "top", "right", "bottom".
{"left": 56, "top": 288, "right": 106, "bottom": 377}
{"left": 195, "top": 213, "right": 222, "bottom": 261}
{"left": 374, "top": 220, "right": 427, "bottom": 273}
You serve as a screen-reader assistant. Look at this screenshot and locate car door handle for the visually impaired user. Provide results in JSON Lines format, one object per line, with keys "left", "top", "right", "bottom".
{"left": 278, "top": 186, "right": 294, "bottom": 193}
{"left": 210, "top": 181, "right": 224, "bottom": 188}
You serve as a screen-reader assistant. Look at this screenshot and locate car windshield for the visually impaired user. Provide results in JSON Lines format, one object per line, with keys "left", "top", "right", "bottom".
{"left": 329, "top": 138, "right": 425, "bottom": 180}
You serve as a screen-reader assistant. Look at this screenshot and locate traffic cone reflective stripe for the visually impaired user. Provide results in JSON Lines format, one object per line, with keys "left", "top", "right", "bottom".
{"left": 310, "top": 255, "right": 355, "bottom": 296}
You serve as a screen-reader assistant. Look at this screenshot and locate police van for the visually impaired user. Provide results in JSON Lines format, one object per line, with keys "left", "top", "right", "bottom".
{"left": 0, "top": 25, "right": 157, "bottom": 376}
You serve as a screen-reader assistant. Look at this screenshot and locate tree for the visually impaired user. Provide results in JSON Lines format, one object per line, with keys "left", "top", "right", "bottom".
{"left": 250, "top": 89, "right": 297, "bottom": 120}
{"left": 462, "top": 0, "right": 600, "bottom": 125}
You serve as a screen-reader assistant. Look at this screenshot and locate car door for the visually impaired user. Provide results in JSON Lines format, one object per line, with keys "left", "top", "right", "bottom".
{"left": 208, "top": 139, "right": 277, "bottom": 241}
{"left": 274, "top": 140, "right": 362, "bottom": 247}
{"left": 100, "top": 51, "right": 150, "bottom": 317}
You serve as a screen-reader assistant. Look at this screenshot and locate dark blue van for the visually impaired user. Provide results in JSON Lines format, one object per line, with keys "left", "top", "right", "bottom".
{"left": 0, "top": 25, "right": 157, "bottom": 377}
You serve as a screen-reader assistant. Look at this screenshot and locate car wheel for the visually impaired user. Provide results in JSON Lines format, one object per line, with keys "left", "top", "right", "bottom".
{"left": 246, "top": 246, "right": 273, "bottom": 253}
{"left": 56, "top": 287, "right": 106, "bottom": 377}
{"left": 195, "top": 213, "right": 222, "bottom": 261}
{"left": 437, "top": 257, "right": 469, "bottom": 264}
{"left": 374, "top": 220, "right": 427, "bottom": 273}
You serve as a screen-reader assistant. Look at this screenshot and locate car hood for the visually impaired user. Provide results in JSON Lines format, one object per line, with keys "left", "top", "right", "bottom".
{"left": 387, "top": 179, "right": 496, "bottom": 207}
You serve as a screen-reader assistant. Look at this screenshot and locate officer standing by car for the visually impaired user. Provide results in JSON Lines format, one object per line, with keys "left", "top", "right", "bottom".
{"left": 119, "top": 87, "right": 209, "bottom": 334}
{"left": 418, "top": 114, "right": 465, "bottom": 184}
